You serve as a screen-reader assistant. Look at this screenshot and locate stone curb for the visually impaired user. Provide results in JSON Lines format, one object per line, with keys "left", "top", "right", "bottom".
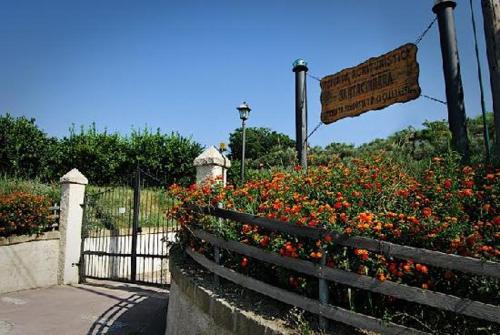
{"left": 0, "top": 231, "right": 60, "bottom": 247}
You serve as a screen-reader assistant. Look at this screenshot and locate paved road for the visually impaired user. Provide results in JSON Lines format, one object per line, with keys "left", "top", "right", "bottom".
{"left": 0, "top": 280, "right": 168, "bottom": 335}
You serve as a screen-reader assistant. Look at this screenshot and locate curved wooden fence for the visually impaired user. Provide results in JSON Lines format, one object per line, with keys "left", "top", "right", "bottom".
{"left": 184, "top": 206, "right": 500, "bottom": 335}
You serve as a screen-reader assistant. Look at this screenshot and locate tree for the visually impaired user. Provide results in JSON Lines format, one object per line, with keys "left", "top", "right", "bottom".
{"left": 128, "top": 129, "right": 202, "bottom": 186}
{"left": 56, "top": 124, "right": 129, "bottom": 185}
{"left": 0, "top": 114, "right": 56, "bottom": 180}
{"left": 228, "top": 127, "right": 294, "bottom": 160}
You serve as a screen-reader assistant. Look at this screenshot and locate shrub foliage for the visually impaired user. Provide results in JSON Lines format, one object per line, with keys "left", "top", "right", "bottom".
{"left": 0, "top": 192, "right": 53, "bottom": 237}
{"left": 169, "top": 153, "right": 499, "bottom": 333}
{"left": 0, "top": 115, "right": 202, "bottom": 186}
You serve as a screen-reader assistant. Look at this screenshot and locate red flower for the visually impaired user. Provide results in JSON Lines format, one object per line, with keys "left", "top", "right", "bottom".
{"left": 260, "top": 235, "right": 270, "bottom": 247}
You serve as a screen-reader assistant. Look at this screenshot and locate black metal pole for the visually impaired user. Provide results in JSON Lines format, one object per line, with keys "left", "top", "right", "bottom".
{"left": 241, "top": 119, "right": 246, "bottom": 183}
{"left": 293, "top": 59, "right": 308, "bottom": 170}
{"left": 481, "top": 0, "right": 500, "bottom": 158}
{"left": 470, "top": 0, "right": 492, "bottom": 162}
{"left": 433, "top": 0, "right": 470, "bottom": 160}
{"left": 78, "top": 197, "right": 88, "bottom": 283}
{"left": 131, "top": 166, "right": 140, "bottom": 282}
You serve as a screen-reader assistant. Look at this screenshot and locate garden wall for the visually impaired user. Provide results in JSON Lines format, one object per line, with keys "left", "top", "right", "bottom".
{"left": 165, "top": 246, "right": 294, "bottom": 335}
{"left": 0, "top": 231, "right": 60, "bottom": 294}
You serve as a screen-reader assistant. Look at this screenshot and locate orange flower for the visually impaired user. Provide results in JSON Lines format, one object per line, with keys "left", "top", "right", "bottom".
{"left": 358, "top": 212, "right": 373, "bottom": 223}
{"left": 354, "top": 248, "right": 369, "bottom": 261}
{"left": 422, "top": 207, "right": 432, "bottom": 218}
{"left": 462, "top": 188, "right": 474, "bottom": 197}
{"left": 415, "top": 264, "right": 429, "bottom": 274}
{"left": 309, "top": 251, "right": 323, "bottom": 259}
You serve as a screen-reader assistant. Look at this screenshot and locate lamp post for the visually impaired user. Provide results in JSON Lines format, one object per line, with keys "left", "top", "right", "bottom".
{"left": 237, "top": 102, "right": 251, "bottom": 183}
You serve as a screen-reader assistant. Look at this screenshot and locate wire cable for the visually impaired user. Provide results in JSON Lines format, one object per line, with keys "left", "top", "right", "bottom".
{"left": 415, "top": 17, "right": 438, "bottom": 46}
{"left": 421, "top": 94, "right": 447, "bottom": 105}
{"left": 304, "top": 121, "right": 323, "bottom": 146}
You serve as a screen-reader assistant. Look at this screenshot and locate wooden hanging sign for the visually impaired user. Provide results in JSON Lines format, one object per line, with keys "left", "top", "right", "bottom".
{"left": 320, "top": 43, "right": 421, "bottom": 124}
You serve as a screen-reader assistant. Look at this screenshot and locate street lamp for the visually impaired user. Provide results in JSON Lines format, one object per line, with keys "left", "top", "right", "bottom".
{"left": 237, "top": 102, "right": 251, "bottom": 183}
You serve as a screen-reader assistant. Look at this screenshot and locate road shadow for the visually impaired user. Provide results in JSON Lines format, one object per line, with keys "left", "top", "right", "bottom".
{"left": 76, "top": 284, "right": 168, "bottom": 335}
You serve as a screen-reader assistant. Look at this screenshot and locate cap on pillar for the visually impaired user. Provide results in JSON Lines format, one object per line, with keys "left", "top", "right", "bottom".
{"left": 292, "top": 58, "right": 308, "bottom": 72}
{"left": 60, "top": 168, "right": 88, "bottom": 185}
{"left": 433, "top": 0, "right": 456, "bottom": 13}
{"left": 193, "top": 146, "right": 231, "bottom": 184}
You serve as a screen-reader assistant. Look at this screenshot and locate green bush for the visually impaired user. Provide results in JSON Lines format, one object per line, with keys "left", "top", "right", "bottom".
{"left": 228, "top": 127, "right": 294, "bottom": 161}
{"left": 0, "top": 175, "right": 60, "bottom": 204}
{"left": 0, "top": 192, "right": 53, "bottom": 237}
{"left": 0, "top": 115, "right": 203, "bottom": 187}
{"left": 0, "top": 114, "right": 57, "bottom": 180}
{"left": 56, "top": 124, "right": 130, "bottom": 185}
{"left": 129, "top": 128, "right": 202, "bottom": 186}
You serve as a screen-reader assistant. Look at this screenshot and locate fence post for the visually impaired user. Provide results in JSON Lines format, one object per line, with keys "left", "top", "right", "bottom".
{"left": 58, "top": 169, "right": 88, "bottom": 285}
{"left": 193, "top": 146, "right": 231, "bottom": 185}
{"left": 194, "top": 146, "right": 231, "bottom": 285}
{"left": 318, "top": 249, "right": 330, "bottom": 331}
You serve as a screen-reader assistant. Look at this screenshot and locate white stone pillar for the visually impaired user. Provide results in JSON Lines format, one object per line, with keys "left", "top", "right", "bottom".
{"left": 193, "top": 146, "right": 231, "bottom": 186}
{"left": 58, "top": 169, "right": 88, "bottom": 285}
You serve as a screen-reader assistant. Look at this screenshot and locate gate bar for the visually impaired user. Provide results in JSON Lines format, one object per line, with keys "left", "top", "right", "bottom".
{"left": 131, "top": 166, "right": 141, "bottom": 282}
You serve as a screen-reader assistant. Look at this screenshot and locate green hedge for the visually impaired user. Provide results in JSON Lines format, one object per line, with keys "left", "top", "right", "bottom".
{"left": 0, "top": 192, "right": 53, "bottom": 237}
{"left": 0, "top": 115, "right": 202, "bottom": 186}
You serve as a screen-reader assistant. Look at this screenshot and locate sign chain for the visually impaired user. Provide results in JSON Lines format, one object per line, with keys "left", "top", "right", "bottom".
{"left": 309, "top": 17, "right": 437, "bottom": 84}
{"left": 304, "top": 121, "right": 323, "bottom": 146}
{"left": 307, "top": 73, "right": 322, "bottom": 82}
{"left": 304, "top": 17, "right": 441, "bottom": 140}
{"left": 415, "top": 17, "right": 437, "bottom": 46}
{"left": 421, "top": 94, "right": 447, "bottom": 105}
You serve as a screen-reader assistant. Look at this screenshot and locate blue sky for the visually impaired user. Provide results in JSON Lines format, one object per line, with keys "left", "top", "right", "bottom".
{"left": 0, "top": 0, "right": 492, "bottom": 148}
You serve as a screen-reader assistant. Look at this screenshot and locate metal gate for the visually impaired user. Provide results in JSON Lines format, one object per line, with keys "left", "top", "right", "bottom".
{"left": 79, "top": 167, "right": 178, "bottom": 286}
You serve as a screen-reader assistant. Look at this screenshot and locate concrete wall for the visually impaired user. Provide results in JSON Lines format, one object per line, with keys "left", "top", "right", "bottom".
{"left": 0, "top": 232, "right": 60, "bottom": 294}
{"left": 166, "top": 281, "right": 233, "bottom": 335}
{"left": 166, "top": 247, "right": 292, "bottom": 335}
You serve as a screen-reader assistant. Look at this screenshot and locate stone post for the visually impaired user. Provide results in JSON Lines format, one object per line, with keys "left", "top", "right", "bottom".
{"left": 58, "top": 169, "right": 88, "bottom": 285}
{"left": 193, "top": 146, "right": 231, "bottom": 186}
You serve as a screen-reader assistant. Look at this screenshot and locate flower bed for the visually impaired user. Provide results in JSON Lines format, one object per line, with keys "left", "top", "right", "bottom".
{"left": 169, "top": 153, "right": 499, "bottom": 333}
{"left": 0, "top": 191, "right": 54, "bottom": 237}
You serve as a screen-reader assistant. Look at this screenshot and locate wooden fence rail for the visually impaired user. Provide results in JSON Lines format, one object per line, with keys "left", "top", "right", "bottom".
{"left": 196, "top": 206, "right": 500, "bottom": 279}
{"left": 184, "top": 206, "right": 500, "bottom": 334}
{"left": 186, "top": 248, "right": 428, "bottom": 335}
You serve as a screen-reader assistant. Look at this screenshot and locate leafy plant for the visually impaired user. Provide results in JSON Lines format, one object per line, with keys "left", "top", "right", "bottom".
{"left": 0, "top": 192, "right": 53, "bottom": 237}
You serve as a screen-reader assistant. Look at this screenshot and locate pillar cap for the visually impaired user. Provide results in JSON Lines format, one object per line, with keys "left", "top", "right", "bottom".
{"left": 292, "top": 58, "right": 308, "bottom": 72}
{"left": 194, "top": 146, "right": 231, "bottom": 168}
{"left": 60, "top": 168, "right": 88, "bottom": 185}
{"left": 433, "top": 0, "right": 456, "bottom": 14}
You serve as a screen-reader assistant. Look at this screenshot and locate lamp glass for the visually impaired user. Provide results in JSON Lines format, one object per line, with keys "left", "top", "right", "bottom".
{"left": 239, "top": 109, "right": 249, "bottom": 120}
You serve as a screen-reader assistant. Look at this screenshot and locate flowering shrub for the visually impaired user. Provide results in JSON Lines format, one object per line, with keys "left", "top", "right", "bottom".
{"left": 0, "top": 192, "right": 53, "bottom": 237}
{"left": 168, "top": 153, "right": 499, "bottom": 332}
